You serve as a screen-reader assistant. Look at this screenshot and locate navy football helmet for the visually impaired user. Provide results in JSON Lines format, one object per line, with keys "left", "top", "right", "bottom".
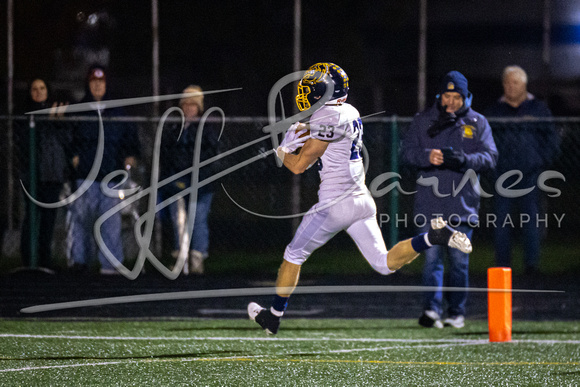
{"left": 296, "top": 62, "right": 350, "bottom": 111}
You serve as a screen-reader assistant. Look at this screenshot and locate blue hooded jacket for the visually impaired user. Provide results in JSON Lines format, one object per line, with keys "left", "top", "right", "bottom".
{"left": 71, "top": 69, "right": 140, "bottom": 182}
{"left": 402, "top": 75, "right": 498, "bottom": 223}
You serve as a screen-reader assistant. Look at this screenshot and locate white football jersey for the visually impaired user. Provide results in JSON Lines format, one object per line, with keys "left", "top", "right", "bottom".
{"left": 309, "top": 102, "right": 367, "bottom": 201}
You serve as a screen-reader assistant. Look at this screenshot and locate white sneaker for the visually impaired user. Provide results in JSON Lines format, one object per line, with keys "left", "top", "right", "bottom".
{"left": 188, "top": 250, "right": 204, "bottom": 274}
{"left": 443, "top": 315, "right": 465, "bottom": 328}
{"left": 419, "top": 310, "right": 443, "bottom": 329}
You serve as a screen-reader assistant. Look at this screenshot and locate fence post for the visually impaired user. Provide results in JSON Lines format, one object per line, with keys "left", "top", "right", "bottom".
{"left": 28, "top": 115, "right": 39, "bottom": 268}
{"left": 389, "top": 116, "right": 399, "bottom": 247}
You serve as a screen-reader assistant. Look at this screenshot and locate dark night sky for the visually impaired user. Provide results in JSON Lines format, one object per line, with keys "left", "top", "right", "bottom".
{"left": 2, "top": 0, "right": 580, "bottom": 117}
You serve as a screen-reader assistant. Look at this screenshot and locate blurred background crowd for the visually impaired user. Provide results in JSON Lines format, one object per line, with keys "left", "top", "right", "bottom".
{"left": 1, "top": 0, "right": 579, "bottom": 278}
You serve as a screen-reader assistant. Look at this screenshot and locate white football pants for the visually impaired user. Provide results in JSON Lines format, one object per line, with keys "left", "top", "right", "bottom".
{"left": 283, "top": 192, "right": 394, "bottom": 275}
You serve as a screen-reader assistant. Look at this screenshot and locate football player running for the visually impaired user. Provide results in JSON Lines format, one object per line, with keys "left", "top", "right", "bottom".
{"left": 248, "top": 63, "right": 472, "bottom": 334}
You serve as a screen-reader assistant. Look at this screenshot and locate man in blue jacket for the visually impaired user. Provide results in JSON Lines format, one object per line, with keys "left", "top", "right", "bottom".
{"left": 402, "top": 71, "right": 498, "bottom": 328}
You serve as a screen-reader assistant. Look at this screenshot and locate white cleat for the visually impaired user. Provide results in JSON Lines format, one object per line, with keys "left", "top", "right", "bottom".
{"left": 428, "top": 217, "right": 472, "bottom": 254}
{"left": 247, "top": 302, "right": 281, "bottom": 334}
{"left": 449, "top": 231, "right": 472, "bottom": 254}
{"left": 247, "top": 302, "right": 264, "bottom": 321}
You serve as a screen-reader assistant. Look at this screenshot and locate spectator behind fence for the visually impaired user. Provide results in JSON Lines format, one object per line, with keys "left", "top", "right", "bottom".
{"left": 67, "top": 65, "right": 141, "bottom": 275}
{"left": 402, "top": 71, "right": 498, "bottom": 329}
{"left": 157, "top": 85, "right": 220, "bottom": 275}
{"left": 484, "top": 65, "right": 560, "bottom": 276}
{"left": 18, "top": 78, "right": 71, "bottom": 270}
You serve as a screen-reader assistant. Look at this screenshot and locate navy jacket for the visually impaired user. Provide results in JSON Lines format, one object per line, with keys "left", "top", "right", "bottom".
{"left": 484, "top": 96, "right": 559, "bottom": 175}
{"left": 71, "top": 93, "right": 140, "bottom": 182}
{"left": 402, "top": 103, "right": 498, "bottom": 223}
{"left": 159, "top": 120, "right": 220, "bottom": 195}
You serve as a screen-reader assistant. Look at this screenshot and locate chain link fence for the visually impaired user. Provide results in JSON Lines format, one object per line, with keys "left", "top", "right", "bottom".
{"left": 0, "top": 115, "right": 578, "bottom": 270}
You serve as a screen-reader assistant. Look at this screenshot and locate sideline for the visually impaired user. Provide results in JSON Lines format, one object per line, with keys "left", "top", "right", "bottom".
{"left": 19, "top": 285, "right": 565, "bottom": 314}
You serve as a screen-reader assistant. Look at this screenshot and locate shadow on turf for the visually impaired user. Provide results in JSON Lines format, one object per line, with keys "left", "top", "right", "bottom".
{"left": 6, "top": 351, "right": 247, "bottom": 362}
{"left": 167, "top": 327, "right": 270, "bottom": 332}
{"left": 166, "top": 322, "right": 402, "bottom": 333}
{"left": 167, "top": 327, "right": 386, "bottom": 332}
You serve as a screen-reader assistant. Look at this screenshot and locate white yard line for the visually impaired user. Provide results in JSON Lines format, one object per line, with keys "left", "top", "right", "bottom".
{"left": 1, "top": 336, "right": 578, "bottom": 374}
{"left": 0, "top": 334, "right": 481, "bottom": 342}
{"left": 0, "top": 360, "right": 131, "bottom": 373}
{"left": 0, "top": 354, "right": 271, "bottom": 374}
{"left": 1, "top": 334, "right": 579, "bottom": 345}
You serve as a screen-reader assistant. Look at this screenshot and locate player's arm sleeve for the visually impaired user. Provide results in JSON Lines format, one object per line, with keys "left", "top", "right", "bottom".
{"left": 283, "top": 138, "right": 328, "bottom": 174}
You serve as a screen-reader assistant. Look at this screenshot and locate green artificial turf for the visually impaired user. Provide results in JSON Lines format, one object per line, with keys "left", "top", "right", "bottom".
{"left": 1, "top": 318, "right": 578, "bottom": 386}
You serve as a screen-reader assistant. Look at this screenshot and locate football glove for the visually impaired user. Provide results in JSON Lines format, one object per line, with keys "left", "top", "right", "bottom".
{"left": 280, "top": 122, "right": 309, "bottom": 153}
{"left": 275, "top": 146, "right": 290, "bottom": 163}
